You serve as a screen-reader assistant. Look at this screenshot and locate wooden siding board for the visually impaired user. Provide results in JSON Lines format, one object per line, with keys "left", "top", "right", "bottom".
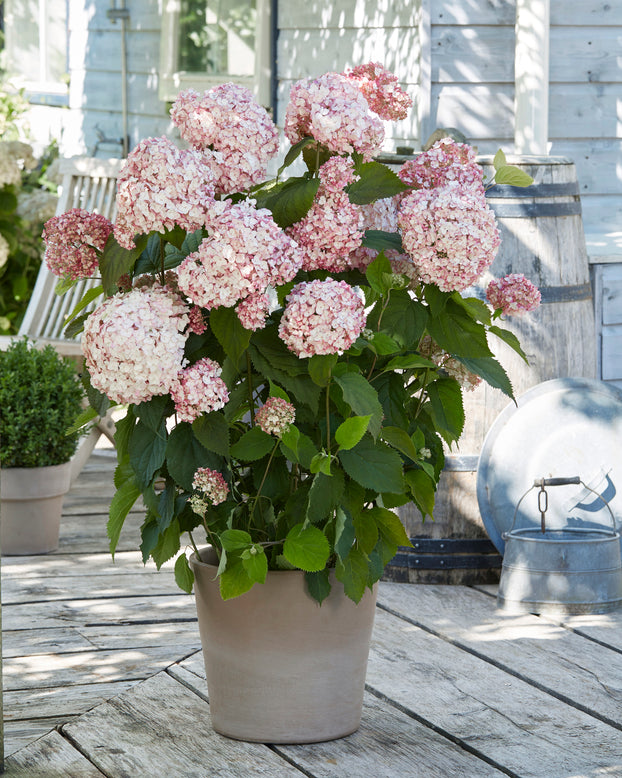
{"left": 431, "top": 26, "right": 515, "bottom": 84}
{"left": 276, "top": 28, "right": 421, "bottom": 81}
{"left": 601, "top": 325, "right": 622, "bottom": 380}
{"left": 430, "top": 84, "right": 515, "bottom": 141}
{"left": 601, "top": 264, "right": 622, "bottom": 326}
{"left": 278, "top": 2, "right": 419, "bottom": 29}
{"left": 429, "top": 0, "right": 622, "bottom": 26}
{"left": 550, "top": 27, "right": 622, "bottom": 83}
{"left": 549, "top": 84, "right": 621, "bottom": 139}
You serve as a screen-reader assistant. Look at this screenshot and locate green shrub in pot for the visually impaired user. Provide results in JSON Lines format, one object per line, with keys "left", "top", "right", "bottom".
{"left": 0, "top": 338, "right": 86, "bottom": 555}
{"left": 0, "top": 337, "right": 85, "bottom": 468}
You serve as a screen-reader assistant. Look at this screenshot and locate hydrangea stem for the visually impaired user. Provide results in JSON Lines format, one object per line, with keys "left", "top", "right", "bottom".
{"left": 247, "top": 351, "right": 255, "bottom": 426}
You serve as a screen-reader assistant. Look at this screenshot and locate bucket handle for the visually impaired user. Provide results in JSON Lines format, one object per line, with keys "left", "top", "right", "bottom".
{"left": 509, "top": 476, "right": 619, "bottom": 536}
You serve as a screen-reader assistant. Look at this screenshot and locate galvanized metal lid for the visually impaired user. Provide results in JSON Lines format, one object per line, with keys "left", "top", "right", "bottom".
{"left": 476, "top": 378, "right": 622, "bottom": 554}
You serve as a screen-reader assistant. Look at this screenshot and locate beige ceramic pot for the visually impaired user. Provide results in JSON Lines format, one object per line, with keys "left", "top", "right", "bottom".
{"left": 0, "top": 461, "right": 72, "bottom": 554}
{"left": 189, "top": 547, "right": 377, "bottom": 744}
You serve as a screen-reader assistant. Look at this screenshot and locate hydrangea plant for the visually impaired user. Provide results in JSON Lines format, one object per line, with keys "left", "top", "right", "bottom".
{"left": 48, "top": 63, "right": 539, "bottom": 603}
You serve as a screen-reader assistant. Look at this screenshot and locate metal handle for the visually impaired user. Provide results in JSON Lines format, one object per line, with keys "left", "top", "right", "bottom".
{"left": 508, "top": 476, "right": 618, "bottom": 536}
{"left": 533, "top": 476, "right": 580, "bottom": 487}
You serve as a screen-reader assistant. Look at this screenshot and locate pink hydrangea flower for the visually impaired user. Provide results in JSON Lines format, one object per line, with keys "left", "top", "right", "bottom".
{"left": 188, "top": 305, "right": 207, "bottom": 335}
{"left": 177, "top": 200, "right": 302, "bottom": 309}
{"left": 419, "top": 335, "right": 482, "bottom": 392}
{"left": 170, "top": 357, "right": 229, "bottom": 423}
{"left": 486, "top": 274, "right": 541, "bottom": 316}
{"left": 82, "top": 283, "right": 189, "bottom": 404}
{"left": 170, "top": 85, "right": 279, "bottom": 194}
{"left": 113, "top": 137, "right": 216, "bottom": 249}
{"left": 398, "top": 182, "right": 501, "bottom": 292}
{"left": 318, "top": 156, "right": 358, "bottom": 193}
{"left": 286, "top": 159, "right": 364, "bottom": 272}
{"left": 343, "top": 62, "right": 412, "bottom": 121}
{"left": 255, "top": 397, "right": 296, "bottom": 436}
{"left": 284, "top": 72, "right": 385, "bottom": 161}
{"left": 236, "top": 292, "right": 270, "bottom": 331}
{"left": 42, "top": 208, "right": 113, "bottom": 279}
{"left": 279, "top": 279, "right": 366, "bottom": 358}
{"left": 192, "top": 467, "right": 229, "bottom": 505}
{"left": 399, "top": 138, "right": 485, "bottom": 198}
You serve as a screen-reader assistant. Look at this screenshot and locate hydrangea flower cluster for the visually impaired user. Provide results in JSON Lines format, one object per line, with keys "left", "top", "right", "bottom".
{"left": 114, "top": 137, "right": 216, "bottom": 249}
{"left": 255, "top": 397, "right": 296, "bottom": 437}
{"left": 279, "top": 279, "right": 366, "bottom": 358}
{"left": 170, "top": 357, "right": 229, "bottom": 423}
{"left": 398, "top": 182, "right": 501, "bottom": 292}
{"left": 284, "top": 72, "right": 385, "bottom": 161}
{"left": 419, "top": 336, "right": 482, "bottom": 392}
{"left": 399, "top": 137, "right": 485, "bottom": 197}
{"left": 177, "top": 200, "right": 302, "bottom": 310}
{"left": 286, "top": 158, "right": 363, "bottom": 272}
{"left": 192, "top": 467, "right": 229, "bottom": 506}
{"left": 187, "top": 306, "right": 207, "bottom": 335}
{"left": 486, "top": 273, "right": 541, "bottom": 316}
{"left": 343, "top": 62, "right": 412, "bottom": 121}
{"left": 42, "top": 208, "right": 113, "bottom": 279}
{"left": 82, "top": 283, "right": 189, "bottom": 404}
{"left": 170, "top": 85, "right": 279, "bottom": 194}
{"left": 236, "top": 292, "right": 271, "bottom": 331}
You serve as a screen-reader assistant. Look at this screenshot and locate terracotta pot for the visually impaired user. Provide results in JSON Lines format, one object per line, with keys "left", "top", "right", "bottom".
{"left": 0, "top": 462, "right": 72, "bottom": 555}
{"left": 189, "top": 548, "right": 377, "bottom": 744}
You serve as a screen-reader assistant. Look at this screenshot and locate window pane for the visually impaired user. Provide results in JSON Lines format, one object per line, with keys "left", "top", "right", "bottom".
{"left": 4, "top": 0, "right": 67, "bottom": 89}
{"left": 178, "top": 0, "right": 256, "bottom": 77}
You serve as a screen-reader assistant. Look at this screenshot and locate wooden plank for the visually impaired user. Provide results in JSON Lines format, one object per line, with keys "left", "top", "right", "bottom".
{"left": 1, "top": 550, "right": 160, "bottom": 577}
{"left": 430, "top": 0, "right": 622, "bottom": 26}
{"left": 277, "top": 28, "right": 421, "bottom": 83}
{"left": 279, "top": 1, "right": 418, "bottom": 29}
{"left": 62, "top": 672, "right": 308, "bottom": 777}
{"left": 3, "top": 680, "right": 138, "bottom": 721}
{"left": 3, "top": 645, "right": 195, "bottom": 692}
{"left": 2, "top": 622, "right": 200, "bottom": 657}
{"left": 2, "top": 572, "right": 188, "bottom": 604}
{"left": 4, "top": 721, "right": 79, "bottom": 761}
{"left": 602, "top": 326, "right": 622, "bottom": 381}
{"left": 1, "top": 593, "right": 196, "bottom": 631}
{"left": 365, "top": 606, "right": 622, "bottom": 776}
{"left": 4, "top": 729, "right": 105, "bottom": 776}
{"left": 431, "top": 25, "right": 515, "bottom": 83}
{"left": 377, "top": 583, "right": 622, "bottom": 728}
{"left": 276, "top": 692, "right": 506, "bottom": 778}
{"left": 602, "top": 265, "right": 622, "bottom": 324}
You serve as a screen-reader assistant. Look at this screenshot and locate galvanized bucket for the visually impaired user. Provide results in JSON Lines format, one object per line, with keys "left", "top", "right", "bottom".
{"left": 497, "top": 476, "right": 622, "bottom": 615}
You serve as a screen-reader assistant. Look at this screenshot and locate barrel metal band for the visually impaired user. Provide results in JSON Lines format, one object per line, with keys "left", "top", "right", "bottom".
{"left": 488, "top": 201, "right": 582, "bottom": 218}
{"left": 486, "top": 183, "right": 580, "bottom": 198}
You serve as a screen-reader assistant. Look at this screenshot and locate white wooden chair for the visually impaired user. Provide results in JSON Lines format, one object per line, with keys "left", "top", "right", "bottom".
{"left": 12, "top": 157, "right": 124, "bottom": 481}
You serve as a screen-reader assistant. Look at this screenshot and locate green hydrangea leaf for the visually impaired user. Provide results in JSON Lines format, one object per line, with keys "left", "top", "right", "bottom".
{"left": 283, "top": 524, "right": 330, "bottom": 572}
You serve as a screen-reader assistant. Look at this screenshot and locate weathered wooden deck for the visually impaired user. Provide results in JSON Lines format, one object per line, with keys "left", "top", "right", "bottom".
{"left": 3, "top": 451, "right": 622, "bottom": 777}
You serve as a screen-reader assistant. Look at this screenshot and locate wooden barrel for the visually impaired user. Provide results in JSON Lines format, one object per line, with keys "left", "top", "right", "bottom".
{"left": 388, "top": 156, "right": 597, "bottom": 583}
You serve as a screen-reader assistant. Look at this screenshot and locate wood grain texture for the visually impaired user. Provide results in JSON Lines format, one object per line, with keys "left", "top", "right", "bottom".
{"left": 366, "top": 607, "right": 622, "bottom": 777}
{"left": 377, "top": 583, "right": 622, "bottom": 727}
{"left": 62, "top": 673, "right": 307, "bottom": 778}
{"left": 3, "top": 730, "right": 105, "bottom": 777}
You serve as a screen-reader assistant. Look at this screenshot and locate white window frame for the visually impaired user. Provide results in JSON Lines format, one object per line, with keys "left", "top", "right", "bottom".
{"left": 3, "top": 0, "right": 69, "bottom": 105}
{"left": 158, "top": 0, "right": 272, "bottom": 107}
